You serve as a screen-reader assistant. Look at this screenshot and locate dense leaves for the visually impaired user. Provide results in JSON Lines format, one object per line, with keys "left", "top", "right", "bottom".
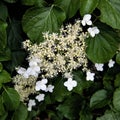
{"left": 0, "top": 0, "right": 120, "bottom": 119}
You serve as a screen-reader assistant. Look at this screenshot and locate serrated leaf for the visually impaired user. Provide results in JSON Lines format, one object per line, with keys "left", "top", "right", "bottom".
{"left": 96, "top": 110, "right": 120, "bottom": 120}
{"left": 57, "top": 95, "right": 82, "bottom": 120}
{"left": 52, "top": 76, "right": 70, "bottom": 102}
{"left": 0, "top": 20, "right": 7, "bottom": 50}
{"left": 3, "top": 0, "right": 17, "bottom": 3}
{"left": 86, "top": 23, "right": 119, "bottom": 63}
{"left": 22, "top": 5, "right": 66, "bottom": 43}
{"left": 90, "top": 89, "right": 108, "bottom": 109}
{"left": 0, "top": 2, "right": 8, "bottom": 21}
{"left": 0, "top": 70, "right": 11, "bottom": 85}
{"left": 2, "top": 87, "right": 20, "bottom": 111}
{"left": 80, "top": 0, "right": 99, "bottom": 16}
{"left": 0, "top": 95, "right": 5, "bottom": 116}
{"left": 113, "top": 88, "right": 120, "bottom": 111}
{"left": 12, "top": 102, "right": 28, "bottom": 120}
{"left": 54, "top": 0, "right": 80, "bottom": 18}
{"left": 98, "top": 0, "right": 120, "bottom": 29}
{"left": 116, "top": 52, "right": 120, "bottom": 65}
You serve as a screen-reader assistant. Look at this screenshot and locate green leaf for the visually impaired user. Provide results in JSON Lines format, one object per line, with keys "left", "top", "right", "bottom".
{"left": 21, "top": 0, "right": 47, "bottom": 7}
{"left": 96, "top": 110, "right": 120, "bottom": 120}
{"left": 79, "top": 110, "right": 93, "bottom": 120}
{"left": 26, "top": 110, "right": 37, "bottom": 120}
{"left": 22, "top": 5, "right": 66, "bottom": 43}
{"left": 98, "top": 0, "right": 120, "bottom": 29}
{"left": 12, "top": 102, "right": 28, "bottom": 120}
{"left": 116, "top": 52, "right": 120, "bottom": 65}
{"left": 0, "top": 70, "right": 11, "bottom": 85}
{"left": 4, "top": 51, "right": 26, "bottom": 72}
{"left": 57, "top": 95, "right": 82, "bottom": 120}
{"left": 113, "top": 88, "right": 120, "bottom": 111}
{"left": 90, "top": 89, "right": 108, "bottom": 109}
{"left": 73, "top": 70, "right": 93, "bottom": 94}
{"left": 0, "top": 20, "right": 7, "bottom": 50}
{"left": 0, "top": 47, "right": 11, "bottom": 61}
{"left": 54, "top": 0, "right": 80, "bottom": 18}
{"left": 0, "top": 2, "right": 8, "bottom": 21}
{"left": 0, "top": 62, "right": 3, "bottom": 72}
{"left": 0, "top": 112, "right": 8, "bottom": 120}
{"left": 2, "top": 87, "right": 20, "bottom": 111}
{"left": 52, "top": 76, "right": 70, "bottom": 102}
{"left": 5, "top": 19, "right": 26, "bottom": 72}
{"left": 114, "top": 73, "right": 120, "bottom": 88}
{"left": 0, "top": 95, "right": 5, "bottom": 115}
{"left": 80, "top": 0, "right": 99, "bottom": 16}
{"left": 86, "top": 23, "right": 119, "bottom": 63}
{"left": 3, "top": 0, "right": 17, "bottom": 3}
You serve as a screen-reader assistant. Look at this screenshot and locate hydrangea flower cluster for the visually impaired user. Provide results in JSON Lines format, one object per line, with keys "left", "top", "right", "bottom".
{"left": 13, "top": 14, "right": 101, "bottom": 111}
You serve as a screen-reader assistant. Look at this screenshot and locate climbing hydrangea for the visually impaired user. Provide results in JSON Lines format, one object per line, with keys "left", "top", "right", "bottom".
{"left": 13, "top": 14, "right": 100, "bottom": 111}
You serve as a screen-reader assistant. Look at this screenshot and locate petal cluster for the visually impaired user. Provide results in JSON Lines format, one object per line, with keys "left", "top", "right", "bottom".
{"left": 64, "top": 78, "right": 77, "bottom": 91}
{"left": 86, "top": 71, "right": 95, "bottom": 81}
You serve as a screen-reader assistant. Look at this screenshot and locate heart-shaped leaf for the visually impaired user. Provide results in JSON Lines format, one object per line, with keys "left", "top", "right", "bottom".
{"left": 22, "top": 5, "right": 66, "bottom": 43}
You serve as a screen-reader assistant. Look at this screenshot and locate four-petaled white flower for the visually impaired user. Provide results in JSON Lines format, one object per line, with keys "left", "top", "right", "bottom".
{"left": 108, "top": 59, "right": 115, "bottom": 68}
{"left": 28, "top": 99, "right": 36, "bottom": 111}
{"left": 95, "top": 63, "right": 104, "bottom": 71}
{"left": 35, "top": 94, "right": 45, "bottom": 102}
{"left": 88, "top": 27, "right": 100, "bottom": 37}
{"left": 81, "top": 14, "right": 92, "bottom": 26}
{"left": 64, "top": 78, "right": 77, "bottom": 91}
{"left": 35, "top": 79, "right": 48, "bottom": 91}
{"left": 86, "top": 71, "right": 95, "bottom": 81}
{"left": 45, "top": 85, "right": 54, "bottom": 93}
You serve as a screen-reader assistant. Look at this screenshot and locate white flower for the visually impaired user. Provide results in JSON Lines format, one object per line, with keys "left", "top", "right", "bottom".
{"left": 64, "top": 78, "right": 77, "bottom": 91}
{"left": 108, "top": 59, "right": 115, "bottom": 68}
{"left": 26, "top": 65, "right": 40, "bottom": 77}
{"left": 35, "top": 79, "right": 48, "bottom": 91}
{"left": 88, "top": 26, "right": 100, "bottom": 37}
{"left": 81, "top": 14, "right": 92, "bottom": 26}
{"left": 28, "top": 99, "right": 36, "bottom": 111}
{"left": 45, "top": 85, "right": 54, "bottom": 93}
{"left": 95, "top": 63, "right": 104, "bottom": 71}
{"left": 16, "top": 67, "right": 26, "bottom": 75}
{"left": 86, "top": 71, "right": 95, "bottom": 81}
{"left": 35, "top": 94, "right": 45, "bottom": 102}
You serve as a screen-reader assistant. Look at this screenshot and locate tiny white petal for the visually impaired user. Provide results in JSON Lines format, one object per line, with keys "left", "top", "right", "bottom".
{"left": 35, "top": 94, "right": 45, "bottom": 102}
{"left": 16, "top": 67, "right": 26, "bottom": 75}
{"left": 64, "top": 78, "right": 77, "bottom": 91}
{"left": 95, "top": 63, "right": 104, "bottom": 71}
{"left": 45, "top": 85, "right": 54, "bottom": 93}
{"left": 86, "top": 71, "right": 95, "bottom": 81}
{"left": 88, "top": 27, "right": 100, "bottom": 37}
{"left": 28, "top": 106, "right": 32, "bottom": 111}
{"left": 35, "top": 79, "right": 48, "bottom": 91}
{"left": 82, "top": 14, "right": 92, "bottom": 26}
{"left": 108, "top": 59, "right": 115, "bottom": 68}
